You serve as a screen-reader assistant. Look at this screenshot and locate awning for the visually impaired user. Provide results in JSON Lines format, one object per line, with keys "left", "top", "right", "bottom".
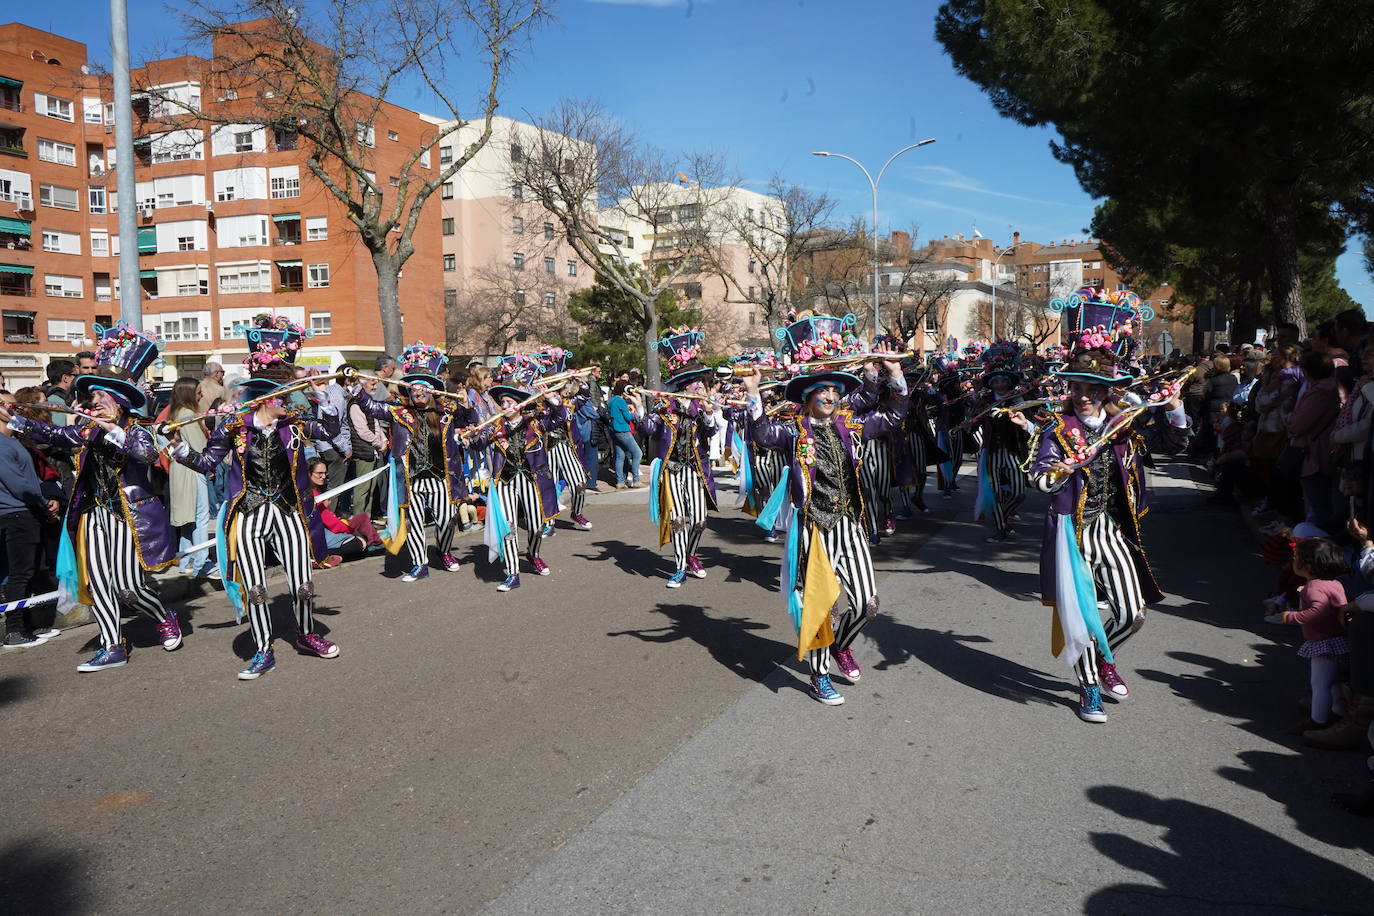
{"left": 0, "top": 76, "right": 20, "bottom": 88}
{"left": 274, "top": 259, "right": 302, "bottom": 267}
{"left": 137, "top": 227, "right": 157, "bottom": 253}
{"left": 271, "top": 213, "right": 300, "bottom": 223}
{"left": 139, "top": 269, "right": 157, "bottom": 279}
{"left": 0, "top": 217, "right": 30, "bottom": 235}
{"left": 0, "top": 263, "right": 33, "bottom": 275}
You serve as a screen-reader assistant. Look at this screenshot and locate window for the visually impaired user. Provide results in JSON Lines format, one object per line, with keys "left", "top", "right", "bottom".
{"left": 441, "top": 182, "right": 454, "bottom": 200}
{"left": 150, "top": 310, "right": 211, "bottom": 341}
{"left": 748, "top": 259, "right": 756, "bottom": 274}
{"left": 306, "top": 217, "right": 327, "bottom": 241}
{"left": 156, "top": 220, "right": 208, "bottom": 252}
{"left": 88, "top": 187, "right": 106, "bottom": 213}
{"left": 441, "top": 218, "right": 454, "bottom": 236}
{"left": 443, "top": 289, "right": 457, "bottom": 310}
{"left": 83, "top": 97, "right": 103, "bottom": 124}
{"left": 272, "top": 125, "right": 298, "bottom": 151}
{"left": 544, "top": 256, "right": 555, "bottom": 276}
{"left": 513, "top": 289, "right": 525, "bottom": 306}
{"left": 35, "top": 93, "right": 73, "bottom": 121}
{"left": 439, "top": 146, "right": 453, "bottom": 164}
{"left": 156, "top": 267, "right": 210, "bottom": 299}
{"left": 44, "top": 274, "right": 84, "bottom": 298}
{"left": 567, "top": 260, "right": 577, "bottom": 278}
{"left": 47, "top": 318, "right": 85, "bottom": 342}
{"left": 150, "top": 130, "right": 204, "bottom": 163}
{"left": 512, "top": 216, "right": 524, "bottom": 235}
{"left": 3, "top": 310, "right": 36, "bottom": 343}
{"left": 39, "top": 184, "right": 79, "bottom": 211}
{"left": 269, "top": 165, "right": 300, "bottom": 199}
{"left": 544, "top": 292, "right": 556, "bottom": 308}
{"left": 442, "top": 254, "right": 455, "bottom": 271}
{"left": 513, "top": 252, "right": 524, "bottom": 270}
{"left": 42, "top": 229, "right": 80, "bottom": 254}
{"left": 308, "top": 263, "right": 330, "bottom": 288}
{"left": 511, "top": 184, "right": 523, "bottom": 200}
{"left": 387, "top": 130, "right": 399, "bottom": 142}
{"left": 0, "top": 170, "right": 33, "bottom": 208}
{"left": 310, "top": 312, "right": 331, "bottom": 335}
{"left": 510, "top": 142, "right": 523, "bottom": 163}
{"left": 747, "top": 285, "right": 755, "bottom": 299}
{"left": 217, "top": 262, "right": 272, "bottom": 295}
{"left": 90, "top": 230, "right": 108, "bottom": 257}
{"left": 214, "top": 167, "right": 267, "bottom": 202}
{"left": 923, "top": 311, "right": 938, "bottom": 334}
{"left": 388, "top": 175, "right": 399, "bottom": 187}
{"left": 748, "top": 311, "right": 756, "bottom": 327}
{"left": 216, "top": 214, "right": 269, "bottom": 248}
{"left": 543, "top": 222, "right": 554, "bottom": 240}
{"left": 355, "top": 122, "right": 375, "bottom": 147}
{"left": 420, "top": 148, "right": 430, "bottom": 169}
{"left": 146, "top": 174, "right": 204, "bottom": 208}
{"left": 37, "top": 138, "right": 76, "bottom": 166}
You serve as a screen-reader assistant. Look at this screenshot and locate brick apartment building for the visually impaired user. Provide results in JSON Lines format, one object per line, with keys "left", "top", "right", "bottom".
{"left": 0, "top": 21, "right": 442, "bottom": 387}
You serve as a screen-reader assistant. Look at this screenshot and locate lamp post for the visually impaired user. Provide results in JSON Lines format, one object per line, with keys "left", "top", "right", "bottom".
{"left": 813, "top": 140, "right": 936, "bottom": 338}
{"left": 990, "top": 242, "right": 1023, "bottom": 341}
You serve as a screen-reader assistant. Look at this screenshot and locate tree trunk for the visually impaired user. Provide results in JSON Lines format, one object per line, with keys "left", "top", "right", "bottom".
{"left": 373, "top": 253, "right": 404, "bottom": 357}
{"left": 1266, "top": 194, "right": 1306, "bottom": 338}
{"left": 1191, "top": 311, "right": 1205, "bottom": 356}
{"left": 642, "top": 297, "right": 661, "bottom": 390}
{"left": 1231, "top": 272, "right": 1263, "bottom": 348}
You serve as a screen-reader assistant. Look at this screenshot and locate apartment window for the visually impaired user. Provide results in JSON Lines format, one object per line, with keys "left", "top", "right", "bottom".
{"left": 544, "top": 256, "right": 555, "bottom": 276}
{"left": 44, "top": 274, "right": 84, "bottom": 298}
{"left": 36, "top": 93, "right": 73, "bottom": 121}
{"left": 513, "top": 252, "right": 524, "bottom": 270}
{"left": 1033, "top": 281, "right": 1043, "bottom": 289}
{"left": 512, "top": 216, "right": 523, "bottom": 235}
{"left": 150, "top": 130, "right": 204, "bottom": 163}
{"left": 88, "top": 187, "right": 106, "bottom": 213}
{"left": 442, "top": 254, "right": 456, "bottom": 271}
{"left": 82, "top": 98, "right": 103, "bottom": 124}
{"left": 882, "top": 274, "right": 892, "bottom": 287}
{"left": 355, "top": 122, "right": 375, "bottom": 147}
{"left": 543, "top": 222, "right": 554, "bottom": 240}
{"left": 748, "top": 311, "right": 756, "bottom": 327}
{"left": 513, "top": 289, "right": 525, "bottom": 306}
{"left": 441, "top": 218, "right": 454, "bottom": 236}
{"left": 42, "top": 230, "right": 80, "bottom": 254}
{"left": 307, "top": 263, "right": 330, "bottom": 289}
{"left": 47, "top": 318, "right": 85, "bottom": 342}
{"left": 420, "top": 148, "right": 430, "bottom": 169}
{"left": 747, "top": 259, "right": 756, "bottom": 274}
{"left": 306, "top": 217, "right": 327, "bottom": 241}
{"left": 439, "top": 146, "right": 453, "bottom": 164}
{"left": 923, "top": 312, "right": 938, "bottom": 334}
{"left": 310, "top": 312, "right": 332, "bottom": 335}
{"left": 747, "top": 286, "right": 755, "bottom": 299}
{"left": 443, "top": 289, "right": 457, "bottom": 310}
{"left": 177, "top": 234, "right": 195, "bottom": 252}
{"left": 269, "top": 166, "right": 300, "bottom": 199}
{"left": 511, "top": 184, "right": 523, "bottom": 200}
{"left": 387, "top": 130, "right": 399, "bottom": 142}
{"left": 566, "top": 260, "right": 577, "bottom": 278}
{"left": 625, "top": 234, "right": 634, "bottom": 249}
{"left": 543, "top": 292, "right": 556, "bottom": 308}
{"left": 510, "top": 143, "right": 524, "bottom": 163}
{"left": 231, "top": 130, "right": 255, "bottom": 153}
{"left": 39, "top": 184, "right": 79, "bottom": 211}
{"left": 90, "top": 230, "right": 108, "bottom": 257}
{"left": 37, "top": 138, "right": 76, "bottom": 166}
{"left": 217, "top": 263, "right": 272, "bottom": 294}
{"left": 388, "top": 175, "right": 399, "bottom": 187}
{"left": 4, "top": 310, "right": 37, "bottom": 343}
{"left": 441, "top": 183, "right": 454, "bottom": 200}
{"left": 0, "top": 172, "right": 33, "bottom": 209}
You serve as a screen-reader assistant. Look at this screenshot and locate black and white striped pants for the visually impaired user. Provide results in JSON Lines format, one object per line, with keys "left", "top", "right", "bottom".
{"left": 799, "top": 517, "right": 878, "bottom": 676}
{"left": 493, "top": 472, "right": 544, "bottom": 576}
{"left": 905, "top": 430, "right": 928, "bottom": 493}
{"left": 752, "top": 448, "right": 785, "bottom": 525}
{"left": 403, "top": 475, "right": 456, "bottom": 568}
{"left": 233, "top": 500, "right": 317, "bottom": 652}
{"left": 942, "top": 428, "right": 966, "bottom": 490}
{"left": 859, "top": 439, "right": 893, "bottom": 536}
{"left": 1072, "top": 512, "right": 1147, "bottom": 687}
{"left": 547, "top": 439, "right": 587, "bottom": 517}
{"left": 667, "top": 464, "right": 709, "bottom": 572}
{"left": 82, "top": 506, "right": 168, "bottom": 649}
{"left": 986, "top": 447, "right": 1027, "bottom": 532}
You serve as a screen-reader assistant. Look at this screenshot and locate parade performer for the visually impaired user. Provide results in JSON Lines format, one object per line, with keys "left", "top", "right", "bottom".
{"left": 746, "top": 314, "right": 909, "bottom": 706}
{"left": 895, "top": 365, "right": 945, "bottom": 517}
{"left": 971, "top": 343, "right": 1031, "bottom": 543}
{"left": 931, "top": 353, "right": 973, "bottom": 498}
{"left": 1022, "top": 288, "right": 1188, "bottom": 723}
{"left": 352, "top": 342, "right": 474, "bottom": 581}
{"left": 535, "top": 347, "right": 594, "bottom": 534}
{"left": 727, "top": 349, "right": 787, "bottom": 542}
{"left": 461, "top": 376, "right": 559, "bottom": 592}
{"left": 642, "top": 327, "right": 721, "bottom": 588}
{"left": 171, "top": 323, "right": 343, "bottom": 680}
{"left": 0, "top": 322, "right": 181, "bottom": 672}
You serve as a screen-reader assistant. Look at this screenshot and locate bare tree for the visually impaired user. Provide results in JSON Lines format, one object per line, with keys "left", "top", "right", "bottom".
{"left": 447, "top": 263, "right": 573, "bottom": 356}
{"left": 793, "top": 219, "right": 871, "bottom": 318}
{"left": 507, "top": 98, "right": 735, "bottom": 387}
{"left": 140, "top": 0, "right": 551, "bottom": 355}
{"left": 878, "top": 228, "right": 959, "bottom": 345}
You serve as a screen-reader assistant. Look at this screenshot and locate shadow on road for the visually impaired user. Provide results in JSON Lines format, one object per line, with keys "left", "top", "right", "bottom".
{"left": 0, "top": 837, "right": 91, "bottom": 915}
{"left": 0, "top": 675, "right": 32, "bottom": 708}
{"left": 1081, "top": 785, "right": 1374, "bottom": 914}
{"left": 575, "top": 539, "right": 666, "bottom": 579}
{"left": 606, "top": 602, "right": 791, "bottom": 687}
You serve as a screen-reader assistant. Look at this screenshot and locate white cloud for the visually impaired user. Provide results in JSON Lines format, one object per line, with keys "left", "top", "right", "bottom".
{"left": 906, "top": 164, "right": 1082, "bottom": 209}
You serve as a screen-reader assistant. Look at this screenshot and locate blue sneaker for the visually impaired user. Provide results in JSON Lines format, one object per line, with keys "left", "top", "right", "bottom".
{"left": 497, "top": 574, "right": 521, "bottom": 592}
{"left": 541, "top": 523, "right": 556, "bottom": 538}
{"left": 808, "top": 674, "right": 845, "bottom": 706}
{"left": 76, "top": 643, "right": 128, "bottom": 672}
{"left": 401, "top": 565, "right": 429, "bottom": 582}
{"left": 1078, "top": 685, "right": 1107, "bottom": 723}
{"left": 237, "top": 648, "right": 276, "bottom": 681}
{"left": 666, "top": 569, "right": 687, "bottom": 588}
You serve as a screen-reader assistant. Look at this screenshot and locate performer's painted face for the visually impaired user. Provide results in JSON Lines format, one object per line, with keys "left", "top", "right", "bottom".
{"left": 261, "top": 396, "right": 288, "bottom": 419}
{"left": 1068, "top": 381, "right": 1108, "bottom": 415}
{"left": 990, "top": 376, "right": 1010, "bottom": 395}
{"left": 806, "top": 385, "right": 842, "bottom": 419}
{"left": 409, "top": 384, "right": 433, "bottom": 406}
{"left": 498, "top": 395, "right": 520, "bottom": 417}
{"left": 91, "top": 389, "right": 122, "bottom": 418}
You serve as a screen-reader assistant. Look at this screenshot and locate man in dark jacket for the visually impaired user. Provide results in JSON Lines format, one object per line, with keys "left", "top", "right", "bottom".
{"left": 0, "top": 393, "right": 59, "bottom": 648}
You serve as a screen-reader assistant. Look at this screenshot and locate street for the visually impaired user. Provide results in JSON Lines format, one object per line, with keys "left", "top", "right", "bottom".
{"left": 2, "top": 463, "right": 1372, "bottom": 914}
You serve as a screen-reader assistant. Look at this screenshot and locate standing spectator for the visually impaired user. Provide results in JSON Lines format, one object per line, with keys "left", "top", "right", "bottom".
{"left": 1204, "top": 354, "right": 1240, "bottom": 453}
{"left": 197, "top": 362, "right": 225, "bottom": 412}
{"left": 313, "top": 367, "right": 353, "bottom": 505}
{"left": 1265, "top": 537, "right": 1350, "bottom": 734}
{"left": 74, "top": 351, "right": 97, "bottom": 375}
{"left": 574, "top": 365, "right": 605, "bottom": 489}
{"left": 43, "top": 359, "right": 76, "bottom": 409}
{"left": 1288, "top": 351, "right": 1345, "bottom": 531}
{"left": 607, "top": 380, "right": 643, "bottom": 488}
{"left": 166, "top": 378, "right": 216, "bottom": 578}
{"left": 374, "top": 354, "right": 399, "bottom": 399}
{"left": 1183, "top": 353, "right": 1212, "bottom": 451}
{"left": 348, "top": 374, "right": 389, "bottom": 520}
{"left": 1252, "top": 346, "right": 1304, "bottom": 515}
{"left": 0, "top": 392, "right": 60, "bottom": 648}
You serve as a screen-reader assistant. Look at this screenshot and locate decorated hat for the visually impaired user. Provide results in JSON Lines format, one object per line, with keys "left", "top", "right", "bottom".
{"left": 536, "top": 345, "right": 573, "bottom": 376}
{"left": 400, "top": 341, "right": 448, "bottom": 388}
{"left": 1049, "top": 287, "right": 1151, "bottom": 385}
{"left": 658, "top": 326, "right": 711, "bottom": 391}
{"left": 978, "top": 340, "right": 1023, "bottom": 388}
{"left": 488, "top": 384, "right": 533, "bottom": 405}
{"left": 784, "top": 370, "right": 862, "bottom": 404}
{"left": 75, "top": 321, "right": 163, "bottom": 411}
{"left": 774, "top": 310, "right": 859, "bottom": 365}
{"left": 494, "top": 352, "right": 544, "bottom": 388}
{"left": 243, "top": 313, "right": 310, "bottom": 365}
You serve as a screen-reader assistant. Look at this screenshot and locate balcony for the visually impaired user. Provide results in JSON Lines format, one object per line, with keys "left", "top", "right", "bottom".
{"left": 0, "top": 126, "right": 24, "bottom": 159}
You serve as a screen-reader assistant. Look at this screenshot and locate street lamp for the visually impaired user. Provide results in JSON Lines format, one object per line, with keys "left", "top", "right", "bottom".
{"left": 814, "top": 140, "right": 937, "bottom": 338}
{"left": 989, "top": 241, "right": 1024, "bottom": 341}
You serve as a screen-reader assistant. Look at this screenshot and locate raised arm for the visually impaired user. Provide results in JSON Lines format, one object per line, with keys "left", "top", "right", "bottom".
{"left": 176, "top": 420, "right": 235, "bottom": 476}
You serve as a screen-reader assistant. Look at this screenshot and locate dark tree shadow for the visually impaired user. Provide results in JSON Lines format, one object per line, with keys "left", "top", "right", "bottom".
{"left": 0, "top": 838, "right": 91, "bottom": 915}
{"left": 575, "top": 538, "right": 671, "bottom": 579}
{"left": 1082, "top": 785, "right": 1374, "bottom": 914}
{"left": 0, "top": 675, "right": 32, "bottom": 708}
{"left": 607, "top": 602, "right": 793, "bottom": 689}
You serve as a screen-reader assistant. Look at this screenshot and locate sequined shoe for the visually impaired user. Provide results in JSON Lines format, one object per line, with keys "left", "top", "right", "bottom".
{"left": 541, "top": 523, "right": 557, "bottom": 538}
{"left": 497, "top": 574, "right": 521, "bottom": 592}
{"left": 76, "top": 643, "right": 128, "bottom": 672}
{"left": 763, "top": 531, "right": 780, "bottom": 544}
{"left": 156, "top": 611, "right": 183, "bottom": 651}
{"left": 1078, "top": 685, "right": 1108, "bottom": 723}
{"left": 808, "top": 674, "right": 845, "bottom": 706}
{"left": 571, "top": 513, "right": 593, "bottom": 531}
{"left": 1099, "top": 661, "right": 1129, "bottom": 698}
{"left": 883, "top": 519, "right": 897, "bottom": 536}
{"left": 293, "top": 633, "right": 340, "bottom": 659}
{"left": 532, "top": 557, "right": 551, "bottom": 576}
{"left": 687, "top": 556, "right": 707, "bottom": 579}
{"left": 237, "top": 648, "right": 276, "bottom": 680}
{"left": 831, "top": 647, "right": 862, "bottom": 683}
{"left": 666, "top": 569, "right": 686, "bottom": 588}
{"left": 441, "top": 552, "right": 462, "bottom": 572}
{"left": 400, "top": 565, "right": 429, "bottom": 582}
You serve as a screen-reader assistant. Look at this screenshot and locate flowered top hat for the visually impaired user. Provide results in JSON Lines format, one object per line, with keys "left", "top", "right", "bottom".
{"left": 773, "top": 311, "right": 862, "bottom": 403}
{"left": 978, "top": 340, "right": 1023, "bottom": 388}
{"left": 243, "top": 313, "right": 310, "bottom": 365}
{"left": 493, "top": 352, "right": 544, "bottom": 388}
{"left": 75, "top": 321, "right": 162, "bottom": 411}
{"left": 536, "top": 345, "right": 573, "bottom": 376}
{"left": 1048, "top": 287, "right": 1151, "bottom": 385}
{"left": 401, "top": 341, "right": 448, "bottom": 389}
{"left": 658, "top": 326, "right": 710, "bottom": 392}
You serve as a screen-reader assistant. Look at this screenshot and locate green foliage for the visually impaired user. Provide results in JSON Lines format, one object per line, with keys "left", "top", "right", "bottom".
{"left": 556, "top": 270, "right": 701, "bottom": 375}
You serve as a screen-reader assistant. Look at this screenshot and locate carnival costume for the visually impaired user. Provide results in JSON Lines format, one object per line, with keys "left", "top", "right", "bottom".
{"left": 971, "top": 343, "right": 1031, "bottom": 543}
{"left": 535, "top": 347, "right": 594, "bottom": 534}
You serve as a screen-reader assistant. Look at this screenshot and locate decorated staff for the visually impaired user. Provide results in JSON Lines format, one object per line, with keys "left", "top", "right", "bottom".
{"left": 170, "top": 321, "right": 344, "bottom": 681}
{"left": 970, "top": 342, "right": 1031, "bottom": 543}
{"left": 0, "top": 322, "right": 182, "bottom": 672}
{"left": 351, "top": 343, "right": 475, "bottom": 582}
{"left": 461, "top": 362, "right": 559, "bottom": 592}
{"left": 743, "top": 329, "right": 909, "bottom": 707}
{"left": 534, "top": 346, "right": 595, "bottom": 535}
{"left": 642, "top": 327, "right": 721, "bottom": 588}
{"left": 1020, "top": 288, "right": 1188, "bottom": 724}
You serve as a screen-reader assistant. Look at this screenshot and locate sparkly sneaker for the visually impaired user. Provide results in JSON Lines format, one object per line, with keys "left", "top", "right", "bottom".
{"left": 541, "top": 523, "right": 557, "bottom": 538}
{"left": 666, "top": 569, "right": 687, "bottom": 589}
{"left": 687, "top": 556, "right": 707, "bottom": 579}
{"left": 571, "top": 513, "right": 593, "bottom": 531}
{"left": 400, "top": 565, "right": 429, "bottom": 582}
{"left": 293, "top": 633, "right": 340, "bottom": 659}
{"left": 156, "top": 611, "right": 183, "bottom": 651}
{"left": 808, "top": 674, "right": 845, "bottom": 706}
{"left": 763, "top": 531, "right": 780, "bottom": 544}
{"left": 76, "top": 643, "right": 128, "bottom": 672}
{"left": 237, "top": 648, "right": 276, "bottom": 680}
{"left": 532, "top": 557, "right": 551, "bottom": 576}
{"left": 441, "top": 552, "right": 462, "bottom": 572}
{"left": 31, "top": 627, "right": 61, "bottom": 641}
{"left": 1099, "top": 661, "right": 1129, "bottom": 698}
{"left": 883, "top": 519, "right": 897, "bottom": 536}
{"left": 831, "top": 647, "right": 862, "bottom": 683}
{"left": 1078, "top": 685, "right": 1108, "bottom": 723}
{"left": 497, "top": 574, "right": 521, "bottom": 592}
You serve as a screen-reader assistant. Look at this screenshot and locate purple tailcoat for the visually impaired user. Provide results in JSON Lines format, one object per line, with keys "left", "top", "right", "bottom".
{"left": 641, "top": 401, "right": 718, "bottom": 510}
{"left": 466, "top": 413, "right": 560, "bottom": 523}
{"left": 355, "top": 391, "right": 476, "bottom": 505}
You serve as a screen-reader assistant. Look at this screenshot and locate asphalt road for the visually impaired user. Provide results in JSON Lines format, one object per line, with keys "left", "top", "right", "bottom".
{"left": 3, "top": 462, "right": 1372, "bottom": 914}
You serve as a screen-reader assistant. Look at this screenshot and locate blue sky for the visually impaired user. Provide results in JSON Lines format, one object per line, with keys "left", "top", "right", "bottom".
{"left": 21, "top": 0, "right": 1372, "bottom": 313}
